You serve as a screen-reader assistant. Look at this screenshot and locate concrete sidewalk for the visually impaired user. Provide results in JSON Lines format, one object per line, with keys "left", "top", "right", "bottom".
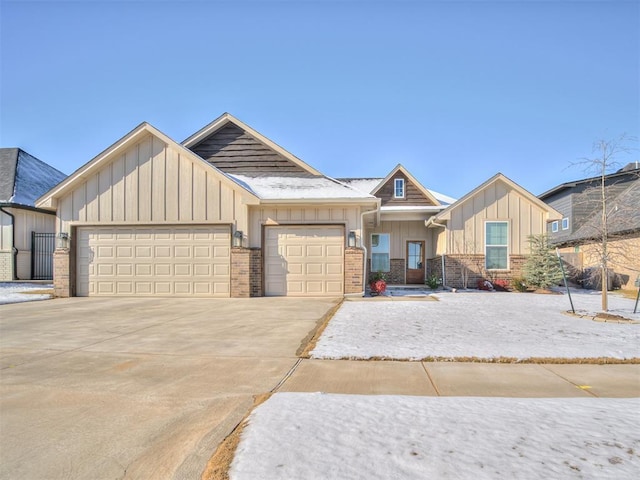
{"left": 279, "top": 359, "right": 640, "bottom": 398}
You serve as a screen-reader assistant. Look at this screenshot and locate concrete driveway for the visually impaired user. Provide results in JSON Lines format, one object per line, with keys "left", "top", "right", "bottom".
{"left": 0, "top": 296, "right": 338, "bottom": 480}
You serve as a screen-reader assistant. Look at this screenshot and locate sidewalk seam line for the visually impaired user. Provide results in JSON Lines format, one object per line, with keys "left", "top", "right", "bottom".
{"left": 421, "top": 362, "right": 441, "bottom": 396}
{"left": 540, "top": 365, "right": 599, "bottom": 398}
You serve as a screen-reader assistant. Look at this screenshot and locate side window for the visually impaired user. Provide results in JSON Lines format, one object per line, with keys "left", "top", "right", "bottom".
{"left": 485, "top": 221, "right": 508, "bottom": 270}
{"left": 371, "top": 233, "right": 390, "bottom": 272}
{"left": 551, "top": 221, "right": 559, "bottom": 233}
{"left": 562, "top": 217, "right": 569, "bottom": 230}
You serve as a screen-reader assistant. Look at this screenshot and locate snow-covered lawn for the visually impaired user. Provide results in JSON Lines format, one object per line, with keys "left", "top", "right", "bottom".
{"left": 231, "top": 393, "right": 640, "bottom": 480}
{"left": 311, "top": 291, "right": 640, "bottom": 360}
{"left": 0, "top": 282, "right": 53, "bottom": 305}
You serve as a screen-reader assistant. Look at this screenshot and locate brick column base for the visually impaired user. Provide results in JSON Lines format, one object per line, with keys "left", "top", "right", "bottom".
{"left": 230, "top": 247, "right": 250, "bottom": 298}
{"left": 249, "top": 248, "right": 262, "bottom": 297}
{"left": 53, "top": 249, "right": 71, "bottom": 297}
{"left": 344, "top": 247, "right": 364, "bottom": 294}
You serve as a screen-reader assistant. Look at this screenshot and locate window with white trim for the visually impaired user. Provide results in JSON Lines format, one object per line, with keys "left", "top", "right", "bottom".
{"left": 551, "top": 221, "right": 559, "bottom": 233}
{"left": 485, "top": 221, "right": 508, "bottom": 270}
{"left": 394, "top": 178, "right": 405, "bottom": 198}
{"left": 371, "top": 233, "right": 390, "bottom": 272}
{"left": 562, "top": 217, "right": 569, "bottom": 230}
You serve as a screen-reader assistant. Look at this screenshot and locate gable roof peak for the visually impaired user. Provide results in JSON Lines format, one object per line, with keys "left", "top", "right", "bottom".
{"left": 371, "top": 163, "right": 441, "bottom": 206}
{"left": 181, "top": 113, "right": 323, "bottom": 177}
{"left": 432, "top": 172, "right": 561, "bottom": 223}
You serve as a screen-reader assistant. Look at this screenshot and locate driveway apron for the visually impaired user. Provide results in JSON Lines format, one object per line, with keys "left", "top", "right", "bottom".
{"left": 0, "top": 297, "right": 338, "bottom": 480}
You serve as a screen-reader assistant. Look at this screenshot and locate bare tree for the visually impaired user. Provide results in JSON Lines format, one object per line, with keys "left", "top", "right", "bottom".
{"left": 570, "top": 134, "right": 639, "bottom": 311}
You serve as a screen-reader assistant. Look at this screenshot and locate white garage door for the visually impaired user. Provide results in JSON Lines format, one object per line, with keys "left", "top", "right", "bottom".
{"left": 76, "top": 225, "right": 230, "bottom": 297}
{"left": 265, "top": 226, "right": 344, "bottom": 296}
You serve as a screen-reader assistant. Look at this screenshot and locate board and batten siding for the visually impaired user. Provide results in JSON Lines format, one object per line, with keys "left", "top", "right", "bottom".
{"left": 248, "top": 206, "right": 361, "bottom": 248}
{"left": 367, "top": 220, "right": 431, "bottom": 259}
{"left": 446, "top": 180, "right": 547, "bottom": 255}
{"left": 56, "top": 134, "right": 251, "bottom": 233}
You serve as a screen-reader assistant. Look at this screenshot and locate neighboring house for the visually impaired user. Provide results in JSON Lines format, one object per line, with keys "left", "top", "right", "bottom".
{"left": 425, "top": 174, "right": 562, "bottom": 289}
{"left": 539, "top": 163, "right": 640, "bottom": 289}
{"left": 35, "top": 113, "right": 561, "bottom": 297}
{"left": 0, "top": 148, "right": 67, "bottom": 281}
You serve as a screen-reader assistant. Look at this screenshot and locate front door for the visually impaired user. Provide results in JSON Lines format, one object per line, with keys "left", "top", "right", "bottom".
{"left": 406, "top": 241, "right": 425, "bottom": 284}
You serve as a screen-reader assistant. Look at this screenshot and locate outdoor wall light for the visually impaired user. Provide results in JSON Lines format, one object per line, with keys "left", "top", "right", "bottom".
{"left": 348, "top": 231, "right": 357, "bottom": 248}
{"left": 233, "top": 230, "right": 243, "bottom": 247}
{"left": 57, "top": 232, "right": 69, "bottom": 249}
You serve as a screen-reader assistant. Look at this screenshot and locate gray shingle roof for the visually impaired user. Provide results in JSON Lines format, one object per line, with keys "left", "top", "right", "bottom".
{"left": 0, "top": 148, "right": 66, "bottom": 206}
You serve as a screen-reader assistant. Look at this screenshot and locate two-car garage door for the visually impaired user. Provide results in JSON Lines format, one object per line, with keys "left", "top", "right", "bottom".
{"left": 76, "top": 225, "right": 230, "bottom": 296}
{"left": 264, "top": 226, "right": 344, "bottom": 296}
{"left": 76, "top": 224, "right": 345, "bottom": 297}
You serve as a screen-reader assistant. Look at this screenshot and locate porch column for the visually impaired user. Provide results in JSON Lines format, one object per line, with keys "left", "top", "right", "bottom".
{"left": 53, "top": 248, "right": 72, "bottom": 297}
{"left": 345, "top": 247, "right": 364, "bottom": 294}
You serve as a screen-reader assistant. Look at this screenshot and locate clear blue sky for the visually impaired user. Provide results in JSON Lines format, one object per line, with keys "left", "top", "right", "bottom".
{"left": 1, "top": 0, "right": 638, "bottom": 198}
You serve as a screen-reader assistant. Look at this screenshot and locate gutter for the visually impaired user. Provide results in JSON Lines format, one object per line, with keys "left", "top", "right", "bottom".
{"left": 0, "top": 205, "right": 17, "bottom": 280}
{"left": 424, "top": 216, "right": 448, "bottom": 287}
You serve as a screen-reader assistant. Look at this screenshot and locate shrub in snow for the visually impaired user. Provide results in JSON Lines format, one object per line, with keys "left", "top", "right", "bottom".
{"left": 524, "top": 234, "right": 563, "bottom": 289}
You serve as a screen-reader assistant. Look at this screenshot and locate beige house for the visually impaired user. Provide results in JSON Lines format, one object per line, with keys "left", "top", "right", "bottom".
{"left": 36, "top": 114, "right": 378, "bottom": 297}
{"left": 36, "top": 113, "right": 562, "bottom": 297}
{"left": 1, "top": 149, "right": 66, "bottom": 281}
{"left": 425, "top": 173, "right": 562, "bottom": 288}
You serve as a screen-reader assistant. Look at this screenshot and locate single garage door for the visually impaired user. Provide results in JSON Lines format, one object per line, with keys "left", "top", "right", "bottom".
{"left": 265, "top": 226, "right": 344, "bottom": 296}
{"left": 76, "top": 225, "right": 230, "bottom": 296}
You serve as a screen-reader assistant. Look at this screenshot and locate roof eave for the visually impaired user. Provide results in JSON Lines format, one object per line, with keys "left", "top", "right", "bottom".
{"left": 258, "top": 197, "right": 379, "bottom": 206}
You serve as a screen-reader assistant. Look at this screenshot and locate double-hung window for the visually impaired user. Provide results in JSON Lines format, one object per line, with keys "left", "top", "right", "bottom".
{"left": 371, "top": 233, "right": 390, "bottom": 272}
{"left": 485, "top": 221, "right": 508, "bottom": 270}
{"left": 394, "top": 178, "right": 405, "bottom": 198}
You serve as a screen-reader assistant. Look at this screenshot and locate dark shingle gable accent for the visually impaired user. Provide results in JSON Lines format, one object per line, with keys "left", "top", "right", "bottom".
{"left": 376, "top": 171, "right": 437, "bottom": 206}
{"left": 189, "top": 124, "right": 310, "bottom": 175}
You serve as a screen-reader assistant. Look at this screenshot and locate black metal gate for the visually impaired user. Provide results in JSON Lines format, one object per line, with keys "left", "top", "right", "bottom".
{"left": 31, "top": 232, "right": 55, "bottom": 280}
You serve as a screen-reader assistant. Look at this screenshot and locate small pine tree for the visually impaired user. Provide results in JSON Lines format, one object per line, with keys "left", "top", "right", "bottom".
{"left": 524, "top": 234, "right": 563, "bottom": 289}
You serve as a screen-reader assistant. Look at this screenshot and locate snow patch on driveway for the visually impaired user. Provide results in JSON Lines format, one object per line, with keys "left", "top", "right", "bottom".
{"left": 0, "top": 282, "right": 53, "bottom": 305}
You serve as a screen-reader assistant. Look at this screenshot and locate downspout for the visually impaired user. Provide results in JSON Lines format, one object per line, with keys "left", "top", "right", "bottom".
{"left": 425, "top": 216, "right": 448, "bottom": 287}
{"left": 0, "top": 205, "right": 17, "bottom": 280}
{"left": 360, "top": 205, "right": 380, "bottom": 296}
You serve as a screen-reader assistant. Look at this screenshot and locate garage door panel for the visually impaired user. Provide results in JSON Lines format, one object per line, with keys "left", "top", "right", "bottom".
{"left": 265, "top": 226, "right": 344, "bottom": 297}
{"left": 136, "top": 283, "right": 152, "bottom": 294}
{"left": 116, "top": 282, "right": 133, "bottom": 294}
{"left": 77, "top": 225, "right": 230, "bottom": 297}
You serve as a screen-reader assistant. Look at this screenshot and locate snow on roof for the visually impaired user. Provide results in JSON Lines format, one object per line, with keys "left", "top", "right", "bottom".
{"left": 229, "top": 174, "right": 376, "bottom": 200}
{"left": 0, "top": 149, "right": 66, "bottom": 206}
{"left": 338, "top": 178, "right": 382, "bottom": 195}
{"left": 339, "top": 177, "right": 456, "bottom": 206}
{"left": 380, "top": 205, "right": 444, "bottom": 212}
{"left": 426, "top": 189, "right": 456, "bottom": 206}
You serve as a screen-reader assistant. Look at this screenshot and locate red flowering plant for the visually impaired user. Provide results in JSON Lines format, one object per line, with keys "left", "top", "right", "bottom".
{"left": 369, "top": 271, "right": 387, "bottom": 295}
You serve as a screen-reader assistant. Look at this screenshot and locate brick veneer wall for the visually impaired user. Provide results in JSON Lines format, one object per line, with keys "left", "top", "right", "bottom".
{"left": 440, "top": 254, "right": 528, "bottom": 289}
{"left": 230, "top": 247, "right": 251, "bottom": 298}
{"left": 366, "top": 258, "right": 404, "bottom": 284}
{"left": 389, "top": 259, "right": 404, "bottom": 284}
{"left": 53, "top": 248, "right": 72, "bottom": 297}
{"left": 249, "top": 248, "right": 262, "bottom": 297}
{"left": 344, "top": 247, "right": 364, "bottom": 294}
{"left": 0, "top": 252, "right": 12, "bottom": 281}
